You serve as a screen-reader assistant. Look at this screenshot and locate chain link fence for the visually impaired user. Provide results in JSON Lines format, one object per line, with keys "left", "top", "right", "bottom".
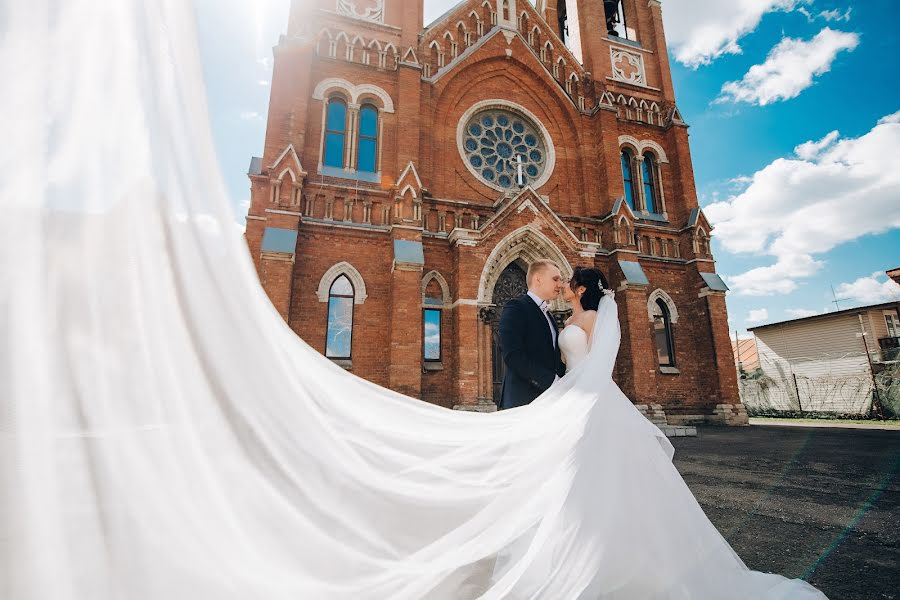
{"left": 738, "top": 350, "right": 900, "bottom": 419}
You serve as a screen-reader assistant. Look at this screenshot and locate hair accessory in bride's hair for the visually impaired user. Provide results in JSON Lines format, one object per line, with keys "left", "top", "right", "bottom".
{"left": 599, "top": 283, "right": 614, "bottom": 297}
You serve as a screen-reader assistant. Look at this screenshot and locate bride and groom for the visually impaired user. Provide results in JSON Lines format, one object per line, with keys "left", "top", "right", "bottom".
{"left": 498, "top": 259, "right": 607, "bottom": 411}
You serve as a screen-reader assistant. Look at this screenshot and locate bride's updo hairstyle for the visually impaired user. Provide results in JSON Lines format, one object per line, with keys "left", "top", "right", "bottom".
{"left": 570, "top": 267, "right": 610, "bottom": 311}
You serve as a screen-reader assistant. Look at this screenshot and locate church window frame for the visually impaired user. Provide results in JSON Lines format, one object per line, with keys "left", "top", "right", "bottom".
{"left": 323, "top": 96, "right": 348, "bottom": 169}
{"left": 422, "top": 271, "right": 450, "bottom": 367}
{"left": 423, "top": 308, "right": 443, "bottom": 363}
{"left": 325, "top": 274, "right": 355, "bottom": 360}
{"left": 356, "top": 103, "right": 379, "bottom": 174}
{"left": 620, "top": 148, "right": 637, "bottom": 210}
{"left": 652, "top": 298, "right": 676, "bottom": 368}
{"left": 641, "top": 151, "right": 659, "bottom": 214}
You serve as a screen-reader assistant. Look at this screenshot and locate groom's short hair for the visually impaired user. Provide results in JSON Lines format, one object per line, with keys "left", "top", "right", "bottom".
{"left": 526, "top": 259, "right": 560, "bottom": 287}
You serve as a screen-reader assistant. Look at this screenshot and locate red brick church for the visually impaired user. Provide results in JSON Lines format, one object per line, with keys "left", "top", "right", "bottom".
{"left": 243, "top": 0, "right": 748, "bottom": 425}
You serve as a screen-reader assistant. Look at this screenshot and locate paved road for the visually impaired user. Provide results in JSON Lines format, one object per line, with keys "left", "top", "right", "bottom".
{"left": 672, "top": 425, "right": 900, "bottom": 600}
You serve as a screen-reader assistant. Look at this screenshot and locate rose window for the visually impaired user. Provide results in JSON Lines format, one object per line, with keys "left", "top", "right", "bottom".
{"left": 461, "top": 110, "right": 548, "bottom": 190}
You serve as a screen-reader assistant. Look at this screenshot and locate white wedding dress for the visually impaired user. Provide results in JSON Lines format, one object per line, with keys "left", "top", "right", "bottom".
{"left": 559, "top": 323, "right": 591, "bottom": 373}
{"left": 0, "top": 1, "right": 827, "bottom": 598}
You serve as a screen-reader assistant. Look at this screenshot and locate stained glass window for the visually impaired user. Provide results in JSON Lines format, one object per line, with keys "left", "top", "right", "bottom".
{"left": 357, "top": 104, "right": 378, "bottom": 173}
{"left": 642, "top": 153, "right": 657, "bottom": 213}
{"left": 325, "top": 275, "right": 354, "bottom": 359}
{"left": 324, "top": 98, "right": 347, "bottom": 169}
{"left": 621, "top": 149, "right": 635, "bottom": 210}
{"left": 461, "top": 109, "right": 547, "bottom": 189}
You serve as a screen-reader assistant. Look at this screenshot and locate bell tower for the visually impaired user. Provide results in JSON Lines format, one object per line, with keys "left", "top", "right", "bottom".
{"left": 547, "top": 0, "right": 677, "bottom": 102}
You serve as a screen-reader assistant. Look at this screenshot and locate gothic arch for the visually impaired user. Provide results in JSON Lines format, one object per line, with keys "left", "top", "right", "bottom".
{"left": 617, "top": 135, "right": 669, "bottom": 163}
{"left": 317, "top": 262, "right": 368, "bottom": 304}
{"left": 273, "top": 167, "right": 293, "bottom": 183}
{"left": 647, "top": 289, "right": 679, "bottom": 323}
{"left": 398, "top": 184, "right": 417, "bottom": 200}
{"left": 421, "top": 270, "right": 451, "bottom": 305}
{"left": 477, "top": 225, "right": 572, "bottom": 305}
{"left": 313, "top": 79, "right": 395, "bottom": 113}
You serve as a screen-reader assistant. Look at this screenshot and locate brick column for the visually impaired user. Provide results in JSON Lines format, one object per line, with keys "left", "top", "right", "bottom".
{"left": 616, "top": 285, "right": 656, "bottom": 405}
{"left": 388, "top": 234, "right": 424, "bottom": 397}
{"left": 701, "top": 287, "right": 748, "bottom": 425}
{"left": 597, "top": 107, "right": 623, "bottom": 214}
{"left": 451, "top": 235, "right": 485, "bottom": 409}
{"left": 647, "top": 0, "right": 676, "bottom": 102}
{"left": 257, "top": 212, "right": 301, "bottom": 322}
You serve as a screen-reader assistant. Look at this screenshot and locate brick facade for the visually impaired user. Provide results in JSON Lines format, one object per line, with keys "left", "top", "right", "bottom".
{"left": 242, "top": 0, "right": 748, "bottom": 424}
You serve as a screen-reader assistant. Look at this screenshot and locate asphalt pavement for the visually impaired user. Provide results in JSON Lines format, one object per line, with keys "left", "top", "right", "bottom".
{"left": 672, "top": 425, "right": 900, "bottom": 600}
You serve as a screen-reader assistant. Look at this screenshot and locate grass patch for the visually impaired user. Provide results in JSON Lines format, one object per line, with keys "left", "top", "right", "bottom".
{"left": 751, "top": 416, "right": 900, "bottom": 426}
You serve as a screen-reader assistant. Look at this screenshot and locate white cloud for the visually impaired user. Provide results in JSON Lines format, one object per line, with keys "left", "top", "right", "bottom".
{"left": 878, "top": 110, "right": 900, "bottom": 125}
{"left": 794, "top": 130, "right": 839, "bottom": 160}
{"left": 662, "top": 0, "right": 804, "bottom": 68}
{"left": 240, "top": 111, "right": 262, "bottom": 121}
{"left": 258, "top": 79, "right": 270, "bottom": 86}
{"left": 785, "top": 308, "right": 819, "bottom": 318}
{"left": 717, "top": 28, "right": 859, "bottom": 105}
{"left": 257, "top": 56, "right": 273, "bottom": 71}
{"left": 747, "top": 308, "right": 770, "bottom": 323}
{"left": 817, "top": 8, "right": 852, "bottom": 22}
{"left": 835, "top": 272, "right": 900, "bottom": 305}
{"left": 707, "top": 113, "right": 900, "bottom": 296}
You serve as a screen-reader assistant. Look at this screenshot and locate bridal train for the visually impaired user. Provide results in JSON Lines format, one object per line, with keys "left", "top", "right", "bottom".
{"left": 0, "top": 1, "right": 826, "bottom": 598}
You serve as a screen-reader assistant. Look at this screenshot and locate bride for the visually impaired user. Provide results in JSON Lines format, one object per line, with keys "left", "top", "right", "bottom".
{"left": 558, "top": 266, "right": 608, "bottom": 374}
{"left": 0, "top": 2, "right": 827, "bottom": 598}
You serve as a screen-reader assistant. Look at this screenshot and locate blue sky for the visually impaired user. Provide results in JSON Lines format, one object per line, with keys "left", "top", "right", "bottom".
{"left": 194, "top": 0, "right": 900, "bottom": 337}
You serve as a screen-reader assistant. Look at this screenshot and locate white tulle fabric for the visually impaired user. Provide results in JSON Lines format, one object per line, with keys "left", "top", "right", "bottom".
{"left": 0, "top": 1, "right": 827, "bottom": 598}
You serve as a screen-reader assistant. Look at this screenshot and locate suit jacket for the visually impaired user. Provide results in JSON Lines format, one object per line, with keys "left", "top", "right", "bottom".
{"left": 497, "top": 294, "right": 566, "bottom": 410}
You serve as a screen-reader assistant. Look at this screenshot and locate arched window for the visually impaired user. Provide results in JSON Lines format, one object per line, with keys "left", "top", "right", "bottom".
{"left": 652, "top": 299, "right": 675, "bottom": 367}
{"left": 356, "top": 104, "right": 378, "bottom": 173}
{"left": 325, "top": 274, "right": 354, "bottom": 359}
{"left": 323, "top": 97, "right": 347, "bottom": 168}
{"left": 642, "top": 152, "right": 657, "bottom": 213}
{"left": 621, "top": 149, "right": 636, "bottom": 210}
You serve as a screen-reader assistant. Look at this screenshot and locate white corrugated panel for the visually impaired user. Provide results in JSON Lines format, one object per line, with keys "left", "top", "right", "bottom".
{"left": 749, "top": 314, "right": 872, "bottom": 414}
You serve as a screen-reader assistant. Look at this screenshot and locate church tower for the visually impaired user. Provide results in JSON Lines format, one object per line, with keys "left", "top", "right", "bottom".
{"left": 243, "top": 0, "right": 748, "bottom": 426}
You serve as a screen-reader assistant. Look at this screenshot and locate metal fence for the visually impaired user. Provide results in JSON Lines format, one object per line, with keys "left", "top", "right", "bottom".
{"left": 738, "top": 351, "right": 900, "bottom": 419}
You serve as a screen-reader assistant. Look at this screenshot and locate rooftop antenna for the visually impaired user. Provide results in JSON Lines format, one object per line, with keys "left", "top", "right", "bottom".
{"left": 830, "top": 284, "right": 850, "bottom": 311}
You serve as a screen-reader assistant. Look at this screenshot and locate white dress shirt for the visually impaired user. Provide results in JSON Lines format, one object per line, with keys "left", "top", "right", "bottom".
{"left": 527, "top": 290, "right": 557, "bottom": 348}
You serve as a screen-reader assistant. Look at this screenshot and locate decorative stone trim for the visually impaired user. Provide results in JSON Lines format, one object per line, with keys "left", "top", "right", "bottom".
{"left": 647, "top": 288, "right": 679, "bottom": 323}
{"left": 336, "top": 0, "right": 384, "bottom": 24}
{"left": 476, "top": 224, "right": 571, "bottom": 307}
{"left": 316, "top": 261, "right": 368, "bottom": 304}
{"left": 617, "top": 135, "right": 669, "bottom": 163}
{"left": 312, "top": 78, "right": 395, "bottom": 113}
{"left": 610, "top": 46, "right": 646, "bottom": 86}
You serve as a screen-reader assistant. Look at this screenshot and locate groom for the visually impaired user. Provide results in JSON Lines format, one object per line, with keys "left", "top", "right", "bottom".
{"left": 497, "top": 259, "right": 566, "bottom": 410}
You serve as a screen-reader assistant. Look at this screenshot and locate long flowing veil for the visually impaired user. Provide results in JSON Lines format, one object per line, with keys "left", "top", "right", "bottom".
{"left": 0, "top": 1, "right": 827, "bottom": 598}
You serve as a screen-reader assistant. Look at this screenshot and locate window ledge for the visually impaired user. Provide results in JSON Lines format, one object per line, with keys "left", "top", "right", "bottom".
{"left": 423, "top": 362, "right": 444, "bottom": 371}
{"left": 637, "top": 211, "right": 669, "bottom": 223}
{"left": 319, "top": 165, "right": 382, "bottom": 184}
{"left": 659, "top": 366, "right": 680, "bottom": 375}
{"left": 330, "top": 358, "right": 353, "bottom": 370}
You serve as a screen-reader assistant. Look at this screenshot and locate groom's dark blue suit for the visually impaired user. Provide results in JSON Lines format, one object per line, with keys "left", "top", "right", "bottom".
{"left": 497, "top": 294, "right": 566, "bottom": 410}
